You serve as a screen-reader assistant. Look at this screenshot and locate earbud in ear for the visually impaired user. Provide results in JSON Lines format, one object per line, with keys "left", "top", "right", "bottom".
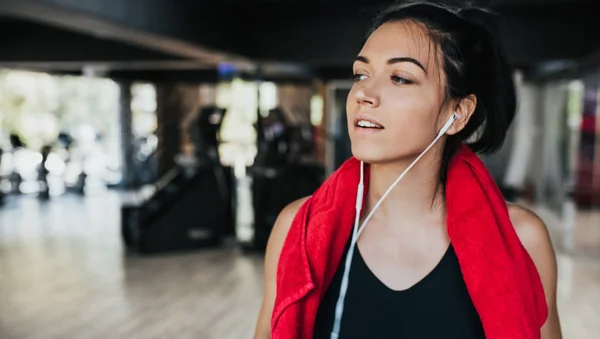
{"left": 438, "top": 112, "right": 458, "bottom": 137}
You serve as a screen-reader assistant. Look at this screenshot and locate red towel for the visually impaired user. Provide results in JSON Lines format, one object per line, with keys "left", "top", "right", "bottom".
{"left": 271, "top": 144, "right": 548, "bottom": 339}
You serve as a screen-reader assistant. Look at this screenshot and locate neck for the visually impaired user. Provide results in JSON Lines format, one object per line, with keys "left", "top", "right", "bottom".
{"left": 363, "top": 147, "right": 446, "bottom": 225}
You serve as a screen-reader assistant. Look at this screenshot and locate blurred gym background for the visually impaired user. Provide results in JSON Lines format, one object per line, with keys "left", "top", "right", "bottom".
{"left": 0, "top": 0, "right": 598, "bottom": 338}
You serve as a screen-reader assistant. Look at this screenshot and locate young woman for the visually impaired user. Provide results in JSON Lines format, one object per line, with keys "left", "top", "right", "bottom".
{"left": 254, "top": 1, "right": 562, "bottom": 338}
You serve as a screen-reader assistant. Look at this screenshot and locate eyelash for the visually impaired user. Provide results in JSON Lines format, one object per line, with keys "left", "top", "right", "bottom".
{"left": 352, "top": 73, "right": 413, "bottom": 85}
{"left": 352, "top": 74, "right": 367, "bottom": 82}
{"left": 391, "top": 75, "right": 413, "bottom": 85}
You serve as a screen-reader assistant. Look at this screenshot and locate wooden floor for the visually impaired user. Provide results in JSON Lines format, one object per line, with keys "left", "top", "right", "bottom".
{"left": 0, "top": 192, "right": 599, "bottom": 338}
{"left": 0, "top": 192, "right": 264, "bottom": 339}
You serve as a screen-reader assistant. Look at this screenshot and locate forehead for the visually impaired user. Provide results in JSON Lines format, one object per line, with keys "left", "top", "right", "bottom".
{"left": 359, "top": 20, "right": 436, "bottom": 70}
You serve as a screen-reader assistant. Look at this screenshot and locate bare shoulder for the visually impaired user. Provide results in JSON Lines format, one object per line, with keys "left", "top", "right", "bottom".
{"left": 507, "top": 204, "right": 562, "bottom": 337}
{"left": 278, "top": 196, "right": 311, "bottom": 226}
{"left": 507, "top": 204, "right": 553, "bottom": 251}
{"left": 266, "top": 195, "right": 311, "bottom": 268}
{"left": 270, "top": 196, "right": 311, "bottom": 241}
{"left": 253, "top": 196, "right": 311, "bottom": 339}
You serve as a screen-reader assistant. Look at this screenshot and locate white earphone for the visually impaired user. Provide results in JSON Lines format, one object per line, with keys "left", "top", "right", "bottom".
{"left": 439, "top": 112, "right": 459, "bottom": 137}
{"left": 330, "top": 112, "right": 458, "bottom": 339}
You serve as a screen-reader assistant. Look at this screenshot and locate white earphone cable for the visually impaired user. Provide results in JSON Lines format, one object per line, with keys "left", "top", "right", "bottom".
{"left": 330, "top": 113, "right": 456, "bottom": 339}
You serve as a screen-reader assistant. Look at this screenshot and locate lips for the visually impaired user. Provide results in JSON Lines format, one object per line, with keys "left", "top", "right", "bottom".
{"left": 354, "top": 115, "right": 384, "bottom": 129}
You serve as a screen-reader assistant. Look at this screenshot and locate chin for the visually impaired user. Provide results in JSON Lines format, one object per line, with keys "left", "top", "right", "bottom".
{"left": 351, "top": 142, "right": 393, "bottom": 164}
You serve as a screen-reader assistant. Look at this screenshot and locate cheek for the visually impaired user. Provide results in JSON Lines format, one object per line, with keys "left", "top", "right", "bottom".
{"left": 346, "top": 88, "right": 358, "bottom": 124}
{"left": 377, "top": 88, "right": 443, "bottom": 159}
{"left": 383, "top": 87, "right": 438, "bottom": 134}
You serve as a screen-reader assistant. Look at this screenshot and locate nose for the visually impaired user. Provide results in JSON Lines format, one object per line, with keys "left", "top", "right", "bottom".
{"left": 354, "top": 82, "right": 380, "bottom": 107}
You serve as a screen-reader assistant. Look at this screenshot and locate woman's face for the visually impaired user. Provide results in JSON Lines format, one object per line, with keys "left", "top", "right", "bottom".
{"left": 347, "top": 20, "right": 453, "bottom": 164}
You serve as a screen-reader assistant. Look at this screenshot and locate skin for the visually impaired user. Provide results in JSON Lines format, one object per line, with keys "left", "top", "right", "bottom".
{"left": 254, "top": 20, "right": 561, "bottom": 339}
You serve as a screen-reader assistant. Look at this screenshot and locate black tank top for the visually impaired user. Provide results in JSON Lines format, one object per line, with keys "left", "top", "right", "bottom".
{"left": 313, "top": 241, "right": 486, "bottom": 339}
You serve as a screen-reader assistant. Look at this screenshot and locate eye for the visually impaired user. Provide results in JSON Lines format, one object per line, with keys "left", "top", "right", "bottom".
{"left": 352, "top": 73, "right": 368, "bottom": 82}
{"left": 391, "top": 75, "right": 413, "bottom": 85}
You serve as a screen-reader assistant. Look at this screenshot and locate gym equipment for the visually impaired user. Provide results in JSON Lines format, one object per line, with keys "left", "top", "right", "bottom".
{"left": 237, "top": 107, "right": 324, "bottom": 251}
{"left": 121, "top": 106, "right": 233, "bottom": 254}
{"left": 122, "top": 165, "right": 232, "bottom": 253}
{"left": 250, "top": 163, "right": 322, "bottom": 250}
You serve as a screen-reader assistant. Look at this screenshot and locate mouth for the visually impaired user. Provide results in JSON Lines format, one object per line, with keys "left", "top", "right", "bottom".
{"left": 354, "top": 116, "right": 384, "bottom": 130}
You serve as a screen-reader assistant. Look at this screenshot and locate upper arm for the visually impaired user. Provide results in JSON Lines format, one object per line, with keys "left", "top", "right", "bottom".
{"left": 508, "top": 204, "right": 562, "bottom": 339}
{"left": 253, "top": 196, "right": 310, "bottom": 339}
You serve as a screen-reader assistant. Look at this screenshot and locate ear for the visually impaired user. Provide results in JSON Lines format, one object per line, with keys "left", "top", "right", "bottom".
{"left": 446, "top": 94, "right": 477, "bottom": 136}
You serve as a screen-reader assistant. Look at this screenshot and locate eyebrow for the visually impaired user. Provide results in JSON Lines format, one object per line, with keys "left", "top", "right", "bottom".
{"left": 355, "top": 56, "right": 427, "bottom": 74}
